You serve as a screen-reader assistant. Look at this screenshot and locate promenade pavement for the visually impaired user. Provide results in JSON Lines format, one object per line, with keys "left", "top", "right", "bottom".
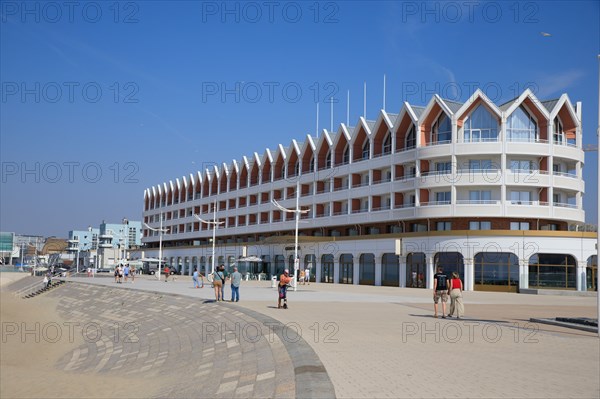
{"left": 8, "top": 276, "right": 600, "bottom": 398}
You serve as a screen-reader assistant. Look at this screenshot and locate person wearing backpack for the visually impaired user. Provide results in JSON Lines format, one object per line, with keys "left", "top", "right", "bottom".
{"left": 433, "top": 266, "right": 448, "bottom": 318}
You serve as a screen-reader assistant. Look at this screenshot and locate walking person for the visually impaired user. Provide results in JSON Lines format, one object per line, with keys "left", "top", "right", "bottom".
{"left": 164, "top": 266, "right": 170, "bottom": 282}
{"left": 230, "top": 267, "right": 242, "bottom": 302}
{"left": 447, "top": 272, "right": 464, "bottom": 318}
{"left": 278, "top": 269, "right": 292, "bottom": 309}
{"left": 212, "top": 266, "right": 225, "bottom": 301}
{"left": 192, "top": 268, "right": 201, "bottom": 288}
{"left": 123, "top": 264, "right": 130, "bottom": 283}
{"left": 433, "top": 266, "right": 448, "bottom": 318}
{"left": 130, "top": 264, "right": 136, "bottom": 283}
{"left": 218, "top": 265, "right": 227, "bottom": 300}
{"left": 304, "top": 267, "right": 310, "bottom": 285}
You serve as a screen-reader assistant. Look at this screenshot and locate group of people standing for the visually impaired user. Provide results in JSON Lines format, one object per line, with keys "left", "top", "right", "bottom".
{"left": 207, "top": 265, "right": 242, "bottom": 302}
{"left": 114, "top": 264, "right": 135, "bottom": 284}
{"left": 433, "top": 266, "right": 464, "bottom": 318}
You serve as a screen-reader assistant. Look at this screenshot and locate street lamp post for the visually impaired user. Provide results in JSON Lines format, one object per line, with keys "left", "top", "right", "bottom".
{"left": 144, "top": 211, "right": 168, "bottom": 281}
{"left": 194, "top": 199, "right": 224, "bottom": 275}
{"left": 272, "top": 181, "right": 310, "bottom": 291}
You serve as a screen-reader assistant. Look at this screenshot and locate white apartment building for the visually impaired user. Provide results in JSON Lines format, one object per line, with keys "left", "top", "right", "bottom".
{"left": 142, "top": 89, "right": 597, "bottom": 292}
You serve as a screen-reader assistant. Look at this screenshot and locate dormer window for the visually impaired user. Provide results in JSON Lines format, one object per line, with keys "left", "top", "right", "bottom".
{"left": 464, "top": 104, "right": 498, "bottom": 142}
{"left": 432, "top": 113, "right": 451, "bottom": 144}
{"left": 382, "top": 132, "right": 392, "bottom": 154}
{"left": 507, "top": 106, "right": 537, "bottom": 142}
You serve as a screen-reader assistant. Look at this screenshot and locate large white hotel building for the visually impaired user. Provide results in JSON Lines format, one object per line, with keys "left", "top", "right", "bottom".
{"left": 142, "top": 89, "right": 597, "bottom": 293}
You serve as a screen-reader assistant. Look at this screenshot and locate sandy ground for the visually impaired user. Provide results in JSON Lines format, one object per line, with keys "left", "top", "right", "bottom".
{"left": 0, "top": 290, "right": 162, "bottom": 398}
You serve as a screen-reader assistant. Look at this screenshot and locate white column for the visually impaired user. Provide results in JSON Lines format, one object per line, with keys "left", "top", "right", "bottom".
{"left": 463, "top": 257, "right": 474, "bottom": 291}
{"left": 426, "top": 254, "right": 435, "bottom": 289}
{"left": 333, "top": 259, "right": 340, "bottom": 284}
{"left": 399, "top": 256, "right": 406, "bottom": 288}
{"left": 577, "top": 260, "right": 587, "bottom": 291}
{"left": 375, "top": 256, "right": 382, "bottom": 286}
{"left": 519, "top": 259, "right": 529, "bottom": 290}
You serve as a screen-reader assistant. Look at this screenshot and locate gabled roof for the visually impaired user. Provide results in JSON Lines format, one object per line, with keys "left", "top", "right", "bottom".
{"left": 383, "top": 111, "right": 398, "bottom": 127}
{"left": 411, "top": 105, "right": 426, "bottom": 119}
{"left": 548, "top": 94, "right": 580, "bottom": 124}
{"left": 503, "top": 89, "right": 550, "bottom": 119}
{"left": 442, "top": 99, "right": 464, "bottom": 114}
{"left": 455, "top": 89, "right": 502, "bottom": 120}
{"left": 541, "top": 99, "right": 560, "bottom": 113}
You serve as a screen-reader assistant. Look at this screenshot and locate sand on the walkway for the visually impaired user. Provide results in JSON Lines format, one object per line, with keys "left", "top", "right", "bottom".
{"left": 0, "top": 291, "right": 162, "bottom": 398}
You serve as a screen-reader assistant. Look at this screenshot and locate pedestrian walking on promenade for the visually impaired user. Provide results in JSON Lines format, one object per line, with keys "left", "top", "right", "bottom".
{"left": 433, "top": 266, "right": 448, "bottom": 318}
{"left": 278, "top": 269, "right": 292, "bottom": 309}
{"left": 447, "top": 272, "right": 464, "bottom": 318}
{"left": 164, "top": 266, "right": 170, "bottom": 282}
{"left": 230, "top": 267, "right": 242, "bottom": 302}
{"left": 123, "top": 264, "right": 130, "bottom": 283}
{"left": 193, "top": 268, "right": 201, "bottom": 288}
{"left": 130, "top": 264, "right": 136, "bottom": 283}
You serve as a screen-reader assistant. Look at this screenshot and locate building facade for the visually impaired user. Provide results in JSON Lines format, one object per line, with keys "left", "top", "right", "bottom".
{"left": 142, "top": 89, "right": 597, "bottom": 292}
{"left": 97, "top": 219, "right": 142, "bottom": 268}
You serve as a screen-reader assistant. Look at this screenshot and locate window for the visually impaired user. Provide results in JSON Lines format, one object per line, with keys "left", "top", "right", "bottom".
{"left": 510, "top": 221, "right": 530, "bottom": 230}
{"left": 510, "top": 160, "right": 535, "bottom": 173}
{"left": 325, "top": 150, "right": 332, "bottom": 169}
{"left": 342, "top": 145, "right": 350, "bottom": 164}
{"left": 412, "top": 223, "right": 427, "bottom": 232}
{"left": 432, "top": 113, "right": 452, "bottom": 144}
{"left": 293, "top": 161, "right": 300, "bottom": 176}
{"left": 463, "top": 104, "right": 499, "bottom": 142}
{"left": 435, "top": 161, "right": 452, "bottom": 174}
{"left": 382, "top": 132, "right": 392, "bottom": 154}
{"left": 553, "top": 116, "right": 564, "bottom": 144}
{"left": 507, "top": 106, "right": 537, "bottom": 142}
{"left": 469, "top": 159, "right": 492, "bottom": 172}
{"left": 436, "top": 221, "right": 451, "bottom": 231}
{"left": 469, "top": 221, "right": 491, "bottom": 230}
{"left": 362, "top": 139, "right": 370, "bottom": 160}
{"left": 406, "top": 125, "right": 416, "bottom": 149}
{"left": 435, "top": 191, "right": 451, "bottom": 204}
{"left": 510, "top": 191, "right": 531, "bottom": 204}
{"left": 469, "top": 190, "right": 492, "bottom": 203}
{"left": 309, "top": 156, "right": 315, "bottom": 172}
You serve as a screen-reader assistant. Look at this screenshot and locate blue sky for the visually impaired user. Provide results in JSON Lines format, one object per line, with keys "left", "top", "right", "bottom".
{"left": 1, "top": 0, "right": 599, "bottom": 237}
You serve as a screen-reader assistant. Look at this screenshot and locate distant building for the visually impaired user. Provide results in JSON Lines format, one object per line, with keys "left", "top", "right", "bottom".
{"left": 67, "top": 227, "right": 99, "bottom": 269}
{"left": 97, "top": 219, "right": 142, "bottom": 268}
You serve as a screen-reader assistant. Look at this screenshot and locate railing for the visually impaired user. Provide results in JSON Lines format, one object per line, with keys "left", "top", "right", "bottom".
{"left": 372, "top": 177, "right": 392, "bottom": 184}
{"left": 420, "top": 200, "right": 451, "bottom": 206}
{"left": 506, "top": 137, "right": 549, "bottom": 144}
{"left": 424, "top": 139, "right": 451, "bottom": 147}
{"left": 455, "top": 200, "right": 499, "bottom": 205}
{"left": 351, "top": 208, "right": 369, "bottom": 214}
{"left": 371, "top": 205, "right": 391, "bottom": 212}
{"left": 553, "top": 171, "right": 578, "bottom": 178}
{"left": 509, "top": 201, "right": 549, "bottom": 206}
{"left": 553, "top": 202, "right": 578, "bottom": 208}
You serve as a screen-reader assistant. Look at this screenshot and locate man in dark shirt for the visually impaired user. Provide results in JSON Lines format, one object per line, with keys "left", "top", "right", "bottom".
{"left": 433, "top": 266, "right": 448, "bottom": 318}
